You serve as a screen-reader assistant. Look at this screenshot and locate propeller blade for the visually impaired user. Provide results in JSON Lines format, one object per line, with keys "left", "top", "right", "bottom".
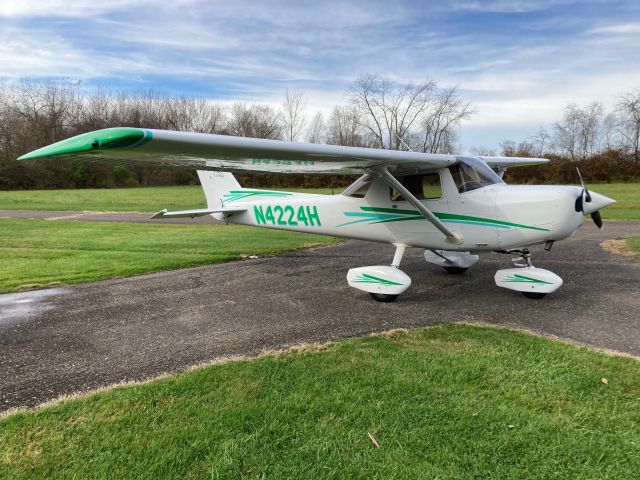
{"left": 576, "top": 167, "right": 592, "bottom": 202}
{"left": 591, "top": 211, "right": 603, "bottom": 229}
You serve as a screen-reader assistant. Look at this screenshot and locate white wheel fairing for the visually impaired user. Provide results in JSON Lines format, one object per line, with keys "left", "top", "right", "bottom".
{"left": 494, "top": 267, "right": 563, "bottom": 295}
{"left": 347, "top": 266, "right": 411, "bottom": 296}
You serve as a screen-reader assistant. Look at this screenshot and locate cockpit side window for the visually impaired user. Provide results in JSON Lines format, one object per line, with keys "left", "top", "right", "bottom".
{"left": 449, "top": 157, "right": 504, "bottom": 193}
{"left": 390, "top": 173, "right": 442, "bottom": 201}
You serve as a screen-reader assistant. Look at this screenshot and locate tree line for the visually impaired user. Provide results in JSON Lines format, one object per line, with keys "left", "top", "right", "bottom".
{"left": 0, "top": 77, "right": 638, "bottom": 190}
{"left": 486, "top": 95, "right": 640, "bottom": 184}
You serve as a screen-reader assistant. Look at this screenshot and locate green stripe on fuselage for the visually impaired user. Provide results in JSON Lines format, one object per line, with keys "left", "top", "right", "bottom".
{"left": 339, "top": 206, "right": 549, "bottom": 231}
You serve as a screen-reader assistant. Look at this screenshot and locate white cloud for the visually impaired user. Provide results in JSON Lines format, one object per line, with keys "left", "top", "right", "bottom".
{"left": 0, "top": 0, "right": 154, "bottom": 17}
{"left": 0, "top": 0, "right": 638, "bottom": 148}
{"left": 588, "top": 22, "right": 640, "bottom": 34}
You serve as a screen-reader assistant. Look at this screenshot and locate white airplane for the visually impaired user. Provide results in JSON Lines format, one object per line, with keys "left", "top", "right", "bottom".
{"left": 19, "top": 127, "right": 616, "bottom": 302}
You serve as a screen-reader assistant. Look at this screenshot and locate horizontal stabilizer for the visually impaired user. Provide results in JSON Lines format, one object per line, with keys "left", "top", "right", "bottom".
{"left": 151, "top": 207, "right": 246, "bottom": 219}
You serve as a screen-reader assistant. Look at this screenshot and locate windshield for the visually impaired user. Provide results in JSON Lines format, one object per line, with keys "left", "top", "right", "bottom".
{"left": 449, "top": 157, "right": 504, "bottom": 193}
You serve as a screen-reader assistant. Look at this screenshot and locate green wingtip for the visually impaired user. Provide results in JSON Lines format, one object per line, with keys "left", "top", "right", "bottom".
{"left": 17, "top": 127, "right": 153, "bottom": 160}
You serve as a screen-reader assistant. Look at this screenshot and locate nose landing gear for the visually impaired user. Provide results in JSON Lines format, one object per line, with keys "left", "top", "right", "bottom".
{"left": 494, "top": 249, "right": 563, "bottom": 299}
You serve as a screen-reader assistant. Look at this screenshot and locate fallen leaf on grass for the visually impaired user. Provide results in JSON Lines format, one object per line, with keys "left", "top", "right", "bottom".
{"left": 368, "top": 432, "right": 380, "bottom": 448}
{"left": 601, "top": 378, "right": 609, "bottom": 385}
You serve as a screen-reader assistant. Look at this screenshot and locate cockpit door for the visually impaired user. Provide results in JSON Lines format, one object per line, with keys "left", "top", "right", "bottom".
{"left": 388, "top": 171, "right": 450, "bottom": 235}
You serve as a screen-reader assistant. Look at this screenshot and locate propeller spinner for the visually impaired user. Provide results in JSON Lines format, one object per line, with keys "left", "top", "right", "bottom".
{"left": 575, "top": 168, "right": 615, "bottom": 229}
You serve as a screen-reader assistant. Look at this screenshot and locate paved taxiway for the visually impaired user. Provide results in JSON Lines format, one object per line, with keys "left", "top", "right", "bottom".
{"left": 1, "top": 220, "right": 638, "bottom": 412}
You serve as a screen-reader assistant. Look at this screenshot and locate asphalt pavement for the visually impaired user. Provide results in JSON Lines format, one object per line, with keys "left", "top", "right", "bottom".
{"left": 0, "top": 220, "right": 638, "bottom": 412}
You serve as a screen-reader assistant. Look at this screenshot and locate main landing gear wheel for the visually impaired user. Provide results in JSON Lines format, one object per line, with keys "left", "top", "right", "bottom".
{"left": 522, "top": 291, "right": 547, "bottom": 299}
{"left": 369, "top": 293, "right": 399, "bottom": 303}
{"left": 443, "top": 266, "right": 467, "bottom": 275}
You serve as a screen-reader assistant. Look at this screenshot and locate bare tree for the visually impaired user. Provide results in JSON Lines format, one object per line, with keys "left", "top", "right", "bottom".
{"left": 78, "top": 85, "right": 112, "bottom": 131}
{"left": 552, "top": 102, "right": 603, "bottom": 161}
{"left": 192, "top": 100, "right": 226, "bottom": 134}
{"left": 601, "top": 112, "right": 620, "bottom": 151}
{"left": 306, "top": 111, "right": 325, "bottom": 143}
{"left": 326, "top": 105, "right": 366, "bottom": 147}
{"left": 350, "top": 75, "right": 473, "bottom": 153}
{"left": 500, "top": 139, "right": 534, "bottom": 157}
{"left": 617, "top": 90, "right": 640, "bottom": 162}
{"left": 350, "top": 74, "right": 437, "bottom": 150}
{"left": 417, "top": 86, "right": 473, "bottom": 153}
{"left": 469, "top": 146, "right": 497, "bottom": 156}
{"left": 529, "top": 127, "right": 551, "bottom": 157}
{"left": 163, "top": 97, "right": 226, "bottom": 133}
{"left": 227, "top": 102, "right": 283, "bottom": 139}
{"left": 282, "top": 89, "right": 306, "bottom": 141}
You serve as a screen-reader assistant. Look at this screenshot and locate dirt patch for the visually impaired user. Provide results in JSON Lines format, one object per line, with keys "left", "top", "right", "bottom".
{"left": 370, "top": 328, "right": 409, "bottom": 338}
{"left": 600, "top": 239, "right": 636, "bottom": 257}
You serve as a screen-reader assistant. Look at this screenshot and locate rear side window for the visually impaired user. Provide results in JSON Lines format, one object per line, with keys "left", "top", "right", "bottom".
{"left": 342, "top": 174, "right": 373, "bottom": 198}
{"left": 391, "top": 173, "right": 442, "bottom": 201}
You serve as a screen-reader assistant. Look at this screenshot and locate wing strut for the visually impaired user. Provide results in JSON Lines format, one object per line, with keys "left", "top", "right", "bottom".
{"left": 375, "top": 168, "right": 464, "bottom": 245}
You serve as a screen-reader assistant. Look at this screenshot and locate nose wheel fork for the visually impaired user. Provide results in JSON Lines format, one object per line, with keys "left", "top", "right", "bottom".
{"left": 512, "top": 248, "right": 533, "bottom": 268}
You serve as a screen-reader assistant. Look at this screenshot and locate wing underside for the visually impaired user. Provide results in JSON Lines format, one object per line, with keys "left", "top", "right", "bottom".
{"left": 18, "top": 127, "right": 548, "bottom": 175}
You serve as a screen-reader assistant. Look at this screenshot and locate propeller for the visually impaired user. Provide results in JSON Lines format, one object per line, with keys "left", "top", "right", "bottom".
{"left": 576, "top": 167, "right": 603, "bottom": 229}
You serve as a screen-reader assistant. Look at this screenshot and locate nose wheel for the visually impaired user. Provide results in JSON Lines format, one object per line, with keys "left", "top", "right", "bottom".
{"left": 443, "top": 266, "right": 468, "bottom": 274}
{"left": 369, "top": 293, "right": 400, "bottom": 303}
{"left": 494, "top": 249, "right": 563, "bottom": 299}
{"left": 522, "top": 291, "right": 547, "bottom": 299}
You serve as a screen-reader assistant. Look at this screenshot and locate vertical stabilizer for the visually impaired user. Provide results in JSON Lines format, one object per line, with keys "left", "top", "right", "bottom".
{"left": 197, "top": 170, "right": 241, "bottom": 209}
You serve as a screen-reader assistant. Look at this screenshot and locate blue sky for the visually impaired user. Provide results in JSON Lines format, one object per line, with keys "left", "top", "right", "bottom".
{"left": 1, "top": 0, "right": 639, "bottom": 149}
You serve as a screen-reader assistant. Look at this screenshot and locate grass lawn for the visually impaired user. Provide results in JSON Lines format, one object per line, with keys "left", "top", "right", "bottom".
{"left": 0, "top": 182, "right": 638, "bottom": 219}
{"left": 627, "top": 236, "right": 640, "bottom": 256}
{"left": 1, "top": 324, "right": 638, "bottom": 479}
{"left": 584, "top": 183, "right": 640, "bottom": 220}
{"left": 0, "top": 185, "right": 334, "bottom": 212}
{"left": 0, "top": 219, "right": 340, "bottom": 293}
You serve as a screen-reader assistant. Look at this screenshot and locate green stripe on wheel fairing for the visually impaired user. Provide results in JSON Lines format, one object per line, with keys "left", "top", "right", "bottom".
{"left": 17, "top": 128, "right": 153, "bottom": 160}
{"left": 338, "top": 206, "right": 549, "bottom": 231}
{"left": 504, "top": 274, "right": 553, "bottom": 284}
{"left": 353, "top": 273, "right": 403, "bottom": 286}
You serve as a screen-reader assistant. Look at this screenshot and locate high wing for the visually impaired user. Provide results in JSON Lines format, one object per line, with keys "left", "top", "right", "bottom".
{"left": 17, "top": 127, "right": 548, "bottom": 175}
{"left": 479, "top": 156, "right": 549, "bottom": 169}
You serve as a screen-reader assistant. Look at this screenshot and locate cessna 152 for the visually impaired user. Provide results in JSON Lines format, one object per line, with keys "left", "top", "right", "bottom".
{"left": 18, "top": 127, "right": 615, "bottom": 302}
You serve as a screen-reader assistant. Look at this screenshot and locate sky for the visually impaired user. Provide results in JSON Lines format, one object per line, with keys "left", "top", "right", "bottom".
{"left": 1, "top": 0, "right": 639, "bottom": 150}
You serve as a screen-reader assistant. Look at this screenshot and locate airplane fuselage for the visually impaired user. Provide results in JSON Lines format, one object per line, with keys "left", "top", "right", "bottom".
{"left": 217, "top": 171, "right": 594, "bottom": 253}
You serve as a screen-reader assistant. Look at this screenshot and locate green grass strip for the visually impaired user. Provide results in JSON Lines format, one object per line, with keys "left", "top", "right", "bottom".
{"left": 0, "top": 186, "right": 333, "bottom": 212}
{"left": 1, "top": 324, "right": 639, "bottom": 479}
{"left": 0, "top": 218, "right": 341, "bottom": 293}
{"left": 627, "top": 236, "right": 640, "bottom": 256}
